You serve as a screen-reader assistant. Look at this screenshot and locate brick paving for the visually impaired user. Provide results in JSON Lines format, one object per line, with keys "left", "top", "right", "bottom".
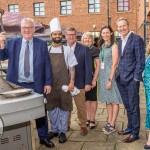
{"left": 33, "top": 84, "right": 147, "bottom": 150}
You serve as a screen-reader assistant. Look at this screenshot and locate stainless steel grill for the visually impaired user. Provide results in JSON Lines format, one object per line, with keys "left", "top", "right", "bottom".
{"left": 0, "top": 76, "right": 45, "bottom": 150}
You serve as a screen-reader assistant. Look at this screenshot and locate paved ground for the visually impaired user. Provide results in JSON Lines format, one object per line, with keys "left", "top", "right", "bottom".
{"left": 32, "top": 84, "right": 148, "bottom": 150}
{"left": 0, "top": 59, "right": 148, "bottom": 150}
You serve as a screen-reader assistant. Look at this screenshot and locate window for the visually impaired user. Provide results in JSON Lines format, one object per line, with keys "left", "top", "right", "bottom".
{"left": 117, "top": 0, "right": 130, "bottom": 12}
{"left": 88, "top": 0, "right": 100, "bottom": 13}
{"left": 114, "top": 31, "right": 121, "bottom": 43}
{"left": 8, "top": 4, "right": 19, "bottom": 13}
{"left": 90, "top": 31, "right": 100, "bottom": 38}
{"left": 60, "top": 1, "right": 72, "bottom": 15}
{"left": 34, "top": 3, "right": 45, "bottom": 16}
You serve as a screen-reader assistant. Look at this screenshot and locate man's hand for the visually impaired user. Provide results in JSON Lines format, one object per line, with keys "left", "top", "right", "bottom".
{"left": 68, "top": 80, "right": 74, "bottom": 92}
{"left": 85, "top": 85, "right": 91, "bottom": 92}
{"left": 0, "top": 32, "right": 6, "bottom": 49}
{"left": 44, "top": 85, "right": 51, "bottom": 95}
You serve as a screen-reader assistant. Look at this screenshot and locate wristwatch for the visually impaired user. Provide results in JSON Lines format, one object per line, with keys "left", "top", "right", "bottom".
{"left": 108, "top": 78, "right": 112, "bottom": 82}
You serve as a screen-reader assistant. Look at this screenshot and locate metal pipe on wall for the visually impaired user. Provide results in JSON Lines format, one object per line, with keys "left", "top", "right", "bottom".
{"left": 107, "top": 0, "right": 110, "bottom": 25}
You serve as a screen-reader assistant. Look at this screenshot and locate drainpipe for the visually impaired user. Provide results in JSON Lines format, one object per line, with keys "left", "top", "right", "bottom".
{"left": 107, "top": 0, "right": 110, "bottom": 25}
{"left": 144, "top": 0, "right": 147, "bottom": 46}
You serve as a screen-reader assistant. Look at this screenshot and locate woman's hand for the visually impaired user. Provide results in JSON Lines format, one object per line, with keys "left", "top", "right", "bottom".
{"left": 106, "top": 81, "right": 112, "bottom": 90}
{"left": 91, "top": 79, "right": 96, "bottom": 88}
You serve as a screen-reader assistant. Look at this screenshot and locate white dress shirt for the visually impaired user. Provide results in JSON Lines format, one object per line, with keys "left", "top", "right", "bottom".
{"left": 67, "top": 42, "right": 76, "bottom": 53}
{"left": 121, "top": 31, "right": 132, "bottom": 54}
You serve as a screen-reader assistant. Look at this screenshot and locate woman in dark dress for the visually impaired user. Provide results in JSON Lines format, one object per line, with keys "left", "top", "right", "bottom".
{"left": 81, "top": 32, "right": 100, "bottom": 129}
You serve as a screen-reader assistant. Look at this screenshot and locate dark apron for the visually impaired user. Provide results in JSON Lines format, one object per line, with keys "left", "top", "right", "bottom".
{"left": 46, "top": 46, "right": 73, "bottom": 111}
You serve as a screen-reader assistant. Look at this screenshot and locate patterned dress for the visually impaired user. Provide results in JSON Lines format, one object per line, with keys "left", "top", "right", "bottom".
{"left": 98, "top": 44, "right": 122, "bottom": 104}
{"left": 144, "top": 55, "right": 150, "bottom": 129}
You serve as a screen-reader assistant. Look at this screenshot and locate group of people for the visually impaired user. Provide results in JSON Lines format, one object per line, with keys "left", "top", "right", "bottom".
{"left": 0, "top": 16, "right": 149, "bottom": 149}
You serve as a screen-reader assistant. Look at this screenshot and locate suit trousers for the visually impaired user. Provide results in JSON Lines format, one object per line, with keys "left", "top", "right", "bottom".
{"left": 116, "top": 78, "right": 140, "bottom": 136}
{"left": 17, "top": 82, "right": 48, "bottom": 140}
{"left": 74, "top": 89, "right": 87, "bottom": 127}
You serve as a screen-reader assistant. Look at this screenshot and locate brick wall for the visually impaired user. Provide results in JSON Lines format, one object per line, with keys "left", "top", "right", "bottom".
{"left": 0, "top": 0, "right": 138, "bottom": 35}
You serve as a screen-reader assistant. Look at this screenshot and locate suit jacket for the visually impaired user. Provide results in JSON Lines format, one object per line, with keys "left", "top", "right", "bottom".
{"left": 0, "top": 37, "right": 52, "bottom": 94}
{"left": 74, "top": 42, "right": 92, "bottom": 89}
{"left": 117, "top": 32, "right": 145, "bottom": 84}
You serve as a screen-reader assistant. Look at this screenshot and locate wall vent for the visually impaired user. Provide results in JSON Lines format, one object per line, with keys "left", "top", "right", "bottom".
{"left": 13, "top": 134, "right": 21, "bottom": 141}
{"left": 1, "top": 138, "right": 9, "bottom": 144}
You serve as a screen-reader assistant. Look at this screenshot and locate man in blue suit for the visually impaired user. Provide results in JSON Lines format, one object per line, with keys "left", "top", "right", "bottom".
{"left": 116, "top": 17, "right": 145, "bottom": 142}
{"left": 0, "top": 18, "right": 54, "bottom": 148}
{"left": 65, "top": 27, "right": 93, "bottom": 136}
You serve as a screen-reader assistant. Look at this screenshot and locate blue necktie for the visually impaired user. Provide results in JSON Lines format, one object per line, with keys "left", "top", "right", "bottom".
{"left": 24, "top": 41, "right": 30, "bottom": 78}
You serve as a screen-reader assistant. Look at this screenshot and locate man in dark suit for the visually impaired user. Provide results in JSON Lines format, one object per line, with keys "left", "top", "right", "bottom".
{"left": 116, "top": 17, "right": 145, "bottom": 142}
{"left": 0, "top": 18, "right": 54, "bottom": 148}
{"left": 65, "top": 27, "right": 93, "bottom": 136}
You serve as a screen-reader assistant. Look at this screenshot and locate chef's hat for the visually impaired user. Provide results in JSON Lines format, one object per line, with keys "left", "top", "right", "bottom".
{"left": 49, "top": 18, "right": 61, "bottom": 33}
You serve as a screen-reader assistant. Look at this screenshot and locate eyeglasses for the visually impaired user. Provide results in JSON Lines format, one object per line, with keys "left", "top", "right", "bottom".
{"left": 66, "top": 34, "right": 76, "bottom": 37}
{"left": 21, "top": 27, "right": 34, "bottom": 31}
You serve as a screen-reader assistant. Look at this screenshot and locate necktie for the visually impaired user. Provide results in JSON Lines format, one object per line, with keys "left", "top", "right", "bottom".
{"left": 24, "top": 41, "right": 30, "bottom": 78}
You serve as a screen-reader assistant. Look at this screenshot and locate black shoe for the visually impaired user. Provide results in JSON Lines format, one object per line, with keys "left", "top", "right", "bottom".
{"left": 144, "top": 144, "right": 150, "bottom": 149}
{"left": 59, "top": 132, "right": 67, "bottom": 143}
{"left": 48, "top": 131, "right": 59, "bottom": 140}
{"left": 40, "top": 139, "right": 54, "bottom": 148}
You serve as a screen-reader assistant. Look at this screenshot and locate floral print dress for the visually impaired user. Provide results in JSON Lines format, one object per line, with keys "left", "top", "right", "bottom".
{"left": 144, "top": 55, "right": 150, "bottom": 129}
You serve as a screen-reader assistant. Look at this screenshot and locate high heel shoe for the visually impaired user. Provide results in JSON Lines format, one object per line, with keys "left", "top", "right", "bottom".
{"left": 89, "top": 121, "right": 96, "bottom": 130}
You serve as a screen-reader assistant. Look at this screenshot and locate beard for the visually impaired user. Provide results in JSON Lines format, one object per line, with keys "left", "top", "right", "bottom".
{"left": 52, "top": 38, "right": 62, "bottom": 44}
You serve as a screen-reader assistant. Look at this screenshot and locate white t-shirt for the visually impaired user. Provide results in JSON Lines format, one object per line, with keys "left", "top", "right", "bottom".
{"left": 48, "top": 45, "right": 78, "bottom": 68}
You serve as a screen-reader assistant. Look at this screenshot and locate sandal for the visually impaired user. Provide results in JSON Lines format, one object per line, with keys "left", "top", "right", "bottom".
{"left": 89, "top": 121, "right": 96, "bottom": 130}
{"left": 104, "top": 125, "right": 116, "bottom": 135}
{"left": 86, "top": 120, "right": 90, "bottom": 126}
{"left": 102, "top": 123, "right": 110, "bottom": 132}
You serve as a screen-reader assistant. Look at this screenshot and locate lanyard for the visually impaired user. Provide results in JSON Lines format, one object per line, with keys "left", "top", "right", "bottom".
{"left": 100, "top": 48, "right": 107, "bottom": 62}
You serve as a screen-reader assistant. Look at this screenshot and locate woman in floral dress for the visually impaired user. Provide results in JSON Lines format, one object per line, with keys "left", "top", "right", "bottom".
{"left": 144, "top": 47, "right": 150, "bottom": 149}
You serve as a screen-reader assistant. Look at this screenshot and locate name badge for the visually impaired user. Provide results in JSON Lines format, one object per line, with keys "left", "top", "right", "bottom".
{"left": 101, "top": 62, "right": 104, "bottom": 69}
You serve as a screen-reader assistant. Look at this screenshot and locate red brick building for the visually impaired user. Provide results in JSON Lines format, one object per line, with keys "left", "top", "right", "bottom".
{"left": 0, "top": 0, "right": 139, "bottom": 37}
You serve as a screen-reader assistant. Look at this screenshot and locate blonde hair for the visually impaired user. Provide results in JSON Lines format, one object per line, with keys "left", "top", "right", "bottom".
{"left": 146, "top": 44, "right": 150, "bottom": 55}
{"left": 81, "top": 32, "right": 94, "bottom": 45}
{"left": 21, "top": 18, "right": 35, "bottom": 27}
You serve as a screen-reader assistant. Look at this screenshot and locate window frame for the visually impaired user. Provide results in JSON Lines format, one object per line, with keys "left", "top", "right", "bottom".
{"left": 8, "top": 4, "right": 19, "bottom": 13}
{"left": 60, "top": 0, "right": 72, "bottom": 15}
{"left": 88, "top": 0, "right": 100, "bottom": 13}
{"left": 117, "top": 0, "right": 130, "bottom": 12}
{"left": 34, "top": 2, "right": 45, "bottom": 17}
